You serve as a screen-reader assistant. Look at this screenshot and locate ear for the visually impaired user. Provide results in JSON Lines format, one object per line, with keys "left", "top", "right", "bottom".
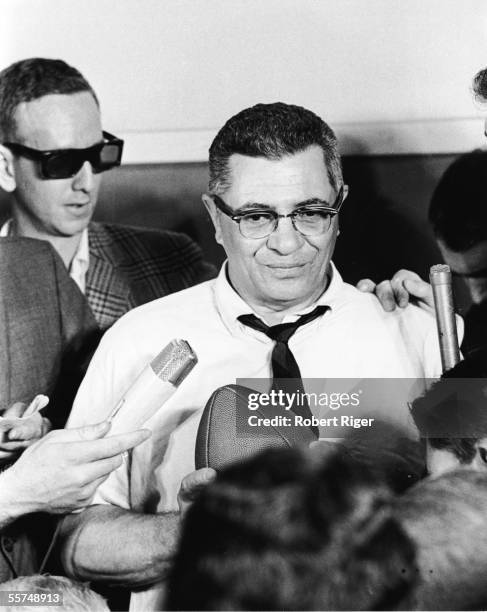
{"left": 0, "top": 145, "right": 16, "bottom": 192}
{"left": 476, "top": 438, "right": 487, "bottom": 466}
{"left": 202, "top": 194, "right": 224, "bottom": 247}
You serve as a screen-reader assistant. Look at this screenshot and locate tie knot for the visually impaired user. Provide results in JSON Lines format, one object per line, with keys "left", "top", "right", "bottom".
{"left": 238, "top": 305, "right": 328, "bottom": 344}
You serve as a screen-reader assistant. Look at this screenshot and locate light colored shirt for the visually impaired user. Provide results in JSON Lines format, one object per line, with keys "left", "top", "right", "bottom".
{"left": 0, "top": 220, "right": 89, "bottom": 293}
{"left": 67, "top": 262, "right": 446, "bottom": 611}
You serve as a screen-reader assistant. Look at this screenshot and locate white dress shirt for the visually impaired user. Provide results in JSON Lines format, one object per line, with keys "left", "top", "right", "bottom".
{"left": 0, "top": 220, "right": 89, "bottom": 293}
{"left": 67, "top": 261, "right": 447, "bottom": 611}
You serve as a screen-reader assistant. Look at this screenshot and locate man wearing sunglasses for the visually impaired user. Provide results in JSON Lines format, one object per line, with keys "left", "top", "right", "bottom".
{"left": 0, "top": 58, "right": 214, "bottom": 333}
{"left": 61, "top": 103, "right": 442, "bottom": 609}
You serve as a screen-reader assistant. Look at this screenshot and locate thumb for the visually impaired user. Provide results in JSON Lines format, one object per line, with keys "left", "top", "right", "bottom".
{"left": 403, "top": 279, "right": 434, "bottom": 310}
{"left": 404, "top": 278, "right": 434, "bottom": 299}
{"left": 65, "top": 420, "right": 112, "bottom": 441}
{"left": 3, "top": 402, "right": 28, "bottom": 418}
{"left": 180, "top": 467, "right": 217, "bottom": 499}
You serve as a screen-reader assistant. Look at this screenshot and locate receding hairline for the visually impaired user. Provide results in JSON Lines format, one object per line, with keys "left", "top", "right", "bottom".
{"left": 209, "top": 144, "right": 341, "bottom": 196}
{"left": 9, "top": 90, "right": 101, "bottom": 142}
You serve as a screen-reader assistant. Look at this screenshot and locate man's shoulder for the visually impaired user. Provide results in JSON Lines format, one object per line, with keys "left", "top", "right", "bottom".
{"left": 338, "top": 279, "right": 436, "bottom": 330}
{"left": 103, "top": 277, "right": 217, "bottom": 338}
{"left": 87, "top": 222, "right": 216, "bottom": 292}
{"left": 0, "top": 236, "right": 56, "bottom": 263}
{"left": 88, "top": 221, "right": 201, "bottom": 259}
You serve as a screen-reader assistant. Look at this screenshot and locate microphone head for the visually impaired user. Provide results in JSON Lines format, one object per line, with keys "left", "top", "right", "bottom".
{"left": 150, "top": 339, "right": 197, "bottom": 385}
{"left": 430, "top": 264, "right": 452, "bottom": 285}
{"left": 195, "top": 384, "right": 316, "bottom": 470}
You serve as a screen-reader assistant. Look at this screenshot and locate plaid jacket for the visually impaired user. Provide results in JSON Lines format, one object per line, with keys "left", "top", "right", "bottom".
{"left": 85, "top": 222, "right": 216, "bottom": 330}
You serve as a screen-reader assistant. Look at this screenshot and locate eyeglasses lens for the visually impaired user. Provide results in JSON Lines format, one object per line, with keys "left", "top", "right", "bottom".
{"left": 43, "top": 142, "right": 120, "bottom": 179}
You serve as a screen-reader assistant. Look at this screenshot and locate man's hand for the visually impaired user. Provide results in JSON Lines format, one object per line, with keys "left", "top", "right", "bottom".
{"left": 357, "top": 269, "right": 434, "bottom": 312}
{"left": 2, "top": 421, "right": 151, "bottom": 515}
{"left": 0, "top": 402, "right": 51, "bottom": 464}
{"left": 178, "top": 467, "right": 216, "bottom": 518}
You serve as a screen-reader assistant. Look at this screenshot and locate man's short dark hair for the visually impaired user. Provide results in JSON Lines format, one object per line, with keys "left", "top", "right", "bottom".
{"left": 411, "top": 349, "right": 487, "bottom": 463}
{"left": 0, "top": 58, "right": 98, "bottom": 141}
{"left": 166, "top": 447, "right": 416, "bottom": 611}
{"left": 428, "top": 150, "right": 487, "bottom": 252}
{"left": 208, "top": 102, "right": 343, "bottom": 195}
{"left": 473, "top": 67, "right": 487, "bottom": 103}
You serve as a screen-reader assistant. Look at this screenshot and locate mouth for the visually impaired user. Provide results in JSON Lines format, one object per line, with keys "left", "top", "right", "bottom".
{"left": 65, "top": 201, "right": 91, "bottom": 212}
{"left": 66, "top": 201, "right": 90, "bottom": 208}
{"left": 265, "top": 263, "right": 308, "bottom": 269}
{"left": 263, "top": 263, "right": 309, "bottom": 278}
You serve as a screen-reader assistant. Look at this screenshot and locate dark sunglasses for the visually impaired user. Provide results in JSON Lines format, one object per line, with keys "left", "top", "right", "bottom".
{"left": 3, "top": 131, "right": 124, "bottom": 179}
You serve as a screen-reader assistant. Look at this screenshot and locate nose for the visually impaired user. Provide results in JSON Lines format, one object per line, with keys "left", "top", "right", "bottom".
{"left": 265, "top": 215, "right": 304, "bottom": 255}
{"left": 72, "top": 161, "right": 95, "bottom": 193}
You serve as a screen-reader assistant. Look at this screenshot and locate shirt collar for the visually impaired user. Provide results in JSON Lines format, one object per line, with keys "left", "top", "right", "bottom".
{"left": 69, "top": 228, "right": 90, "bottom": 293}
{"left": 0, "top": 219, "right": 90, "bottom": 293}
{"left": 214, "top": 260, "right": 341, "bottom": 335}
{"left": 0, "top": 219, "right": 12, "bottom": 237}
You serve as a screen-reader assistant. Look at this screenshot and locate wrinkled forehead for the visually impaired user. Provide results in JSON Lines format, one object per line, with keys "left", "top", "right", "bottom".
{"left": 225, "top": 146, "right": 333, "bottom": 206}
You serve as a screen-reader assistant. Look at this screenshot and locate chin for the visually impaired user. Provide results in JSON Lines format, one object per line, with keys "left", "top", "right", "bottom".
{"left": 53, "top": 223, "right": 89, "bottom": 238}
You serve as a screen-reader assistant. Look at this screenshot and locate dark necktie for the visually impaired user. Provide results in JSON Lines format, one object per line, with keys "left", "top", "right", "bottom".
{"left": 238, "top": 305, "right": 329, "bottom": 436}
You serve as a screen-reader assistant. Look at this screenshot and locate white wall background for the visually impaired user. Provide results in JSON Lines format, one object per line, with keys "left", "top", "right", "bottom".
{"left": 2, "top": 0, "right": 487, "bottom": 162}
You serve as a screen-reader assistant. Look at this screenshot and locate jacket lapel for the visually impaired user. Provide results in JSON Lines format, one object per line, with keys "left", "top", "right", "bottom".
{"left": 86, "top": 224, "right": 131, "bottom": 330}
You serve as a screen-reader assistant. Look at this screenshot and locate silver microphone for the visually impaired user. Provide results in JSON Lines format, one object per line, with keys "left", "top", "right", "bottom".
{"left": 429, "top": 264, "right": 460, "bottom": 372}
{"left": 107, "top": 339, "right": 197, "bottom": 435}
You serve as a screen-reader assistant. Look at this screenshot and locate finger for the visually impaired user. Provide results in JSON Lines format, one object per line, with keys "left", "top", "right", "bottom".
{"left": 403, "top": 278, "right": 434, "bottom": 309}
{"left": 179, "top": 468, "right": 217, "bottom": 501}
{"left": 356, "top": 279, "right": 376, "bottom": 293}
{"left": 390, "top": 278, "right": 410, "bottom": 308}
{"left": 2, "top": 402, "right": 28, "bottom": 419}
{"left": 78, "top": 453, "right": 126, "bottom": 482}
{"left": 52, "top": 421, "right": 112, "bottom": 443}
{"left": 375, "top": 280, "right": 397, "bottom": 312}
{"left": 0, "top": 440, "right": 31, "bottom": 451}
{"left": 8, "top": 414, "right": 44, "bottom": 440}
{"left": 70, "top": 428, "right": 151, "bottom": 462}
{"left": 75, "top": 474, "right": 114, "bottom": 507}
{"left": 0, "top": 449, "right": 21, "bottom": 461}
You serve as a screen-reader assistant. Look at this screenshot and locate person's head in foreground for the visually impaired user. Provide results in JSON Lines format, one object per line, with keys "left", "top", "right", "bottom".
{"left": 393, "top": 469, "right": 487, "bottom": 610}
{"left": 166, "top": 447, "right": 416, "bottom": 611}
{"left": 411, "top": 348, "right": 487, "bottom": 477}
{"left": 202, "top": 102, "right": 347, "bottom": 320}
{"left": 0, "top": 574, "right": 108, "bottom": 611}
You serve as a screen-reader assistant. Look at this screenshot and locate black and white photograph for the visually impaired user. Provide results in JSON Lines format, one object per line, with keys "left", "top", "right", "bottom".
{"left": 1, "top": 1, "right": 487, "bottom": 610}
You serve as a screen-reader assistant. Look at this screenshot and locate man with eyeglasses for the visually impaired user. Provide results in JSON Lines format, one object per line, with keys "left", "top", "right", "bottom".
{"left": 60, "top": 103, "right": 442, "bottom": 610}
{"left": 0, "top": 58, "right": 214, "bottom": 333}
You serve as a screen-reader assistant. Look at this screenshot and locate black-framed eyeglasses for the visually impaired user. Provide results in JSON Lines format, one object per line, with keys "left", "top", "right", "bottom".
{"left": 3, "top": 131, "right": 124, "bottom": 180}
{"left": 211, "top": 187, "right": 344, "bottom": 239}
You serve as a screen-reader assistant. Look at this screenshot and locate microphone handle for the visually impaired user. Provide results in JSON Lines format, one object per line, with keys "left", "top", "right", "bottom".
{"left": 429, "top": 264, "right": 460, "bottom": 372}
{"left": 107, "top": 367, "right": 177, "bottom": 435}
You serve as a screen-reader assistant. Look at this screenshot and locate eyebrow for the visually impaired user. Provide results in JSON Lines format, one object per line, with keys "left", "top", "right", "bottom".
{"left": 233, "top": 197, "right": 333, "bottom": 214}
